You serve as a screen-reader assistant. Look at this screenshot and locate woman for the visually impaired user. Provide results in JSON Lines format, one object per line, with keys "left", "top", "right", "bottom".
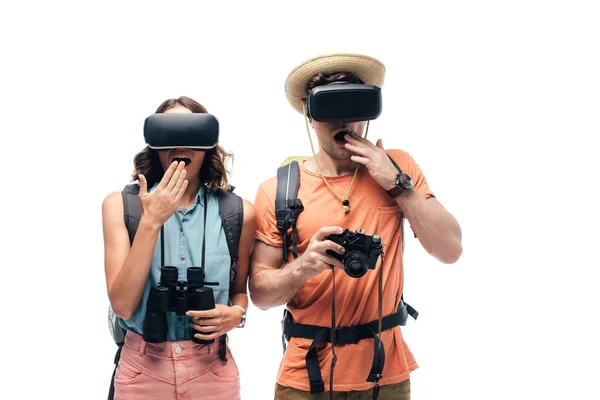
{"left": 102, "top": 96, "right": 256, "bottom": 399}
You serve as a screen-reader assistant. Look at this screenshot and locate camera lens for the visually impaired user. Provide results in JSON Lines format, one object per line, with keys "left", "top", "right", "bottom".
{"left": 187, "top": 267, "right": 204, "bottom": 286}
{"left": 344, "top": 251, "right": 369, "bottom": 278}
{"left": 160, "top": 266, "right": 179, "bottom": 285}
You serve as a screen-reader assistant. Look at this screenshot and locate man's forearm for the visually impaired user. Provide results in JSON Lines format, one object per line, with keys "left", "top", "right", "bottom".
{"left": 249, "top": 259, "right": 308, "bottom": 310}
{"left": 397, "top": 191, "right": 462, "bottom": 263}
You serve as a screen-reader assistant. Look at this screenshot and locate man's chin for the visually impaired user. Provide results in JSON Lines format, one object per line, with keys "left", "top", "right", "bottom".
{"left": 331, "top": 150, "right": 353, "bottom": 161}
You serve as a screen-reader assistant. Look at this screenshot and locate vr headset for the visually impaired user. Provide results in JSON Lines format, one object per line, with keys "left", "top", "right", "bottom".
{"left": 143, "top": 113, "right": 219, "bottom": 150}
{"left": 305, "top": 82, "right": 382, "bottom": 123}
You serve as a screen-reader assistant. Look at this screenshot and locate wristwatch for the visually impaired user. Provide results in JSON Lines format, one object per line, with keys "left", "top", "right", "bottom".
{"left": 231, "top": 305, "right": 246, "bottom": 328}
{"left": 386, "top": 172, "right": 413, "bottom": 198}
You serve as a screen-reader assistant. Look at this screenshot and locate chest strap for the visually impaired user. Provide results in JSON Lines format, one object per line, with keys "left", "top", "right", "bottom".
{"left": 282, "top": 300, "right": 416, "bottom": 394}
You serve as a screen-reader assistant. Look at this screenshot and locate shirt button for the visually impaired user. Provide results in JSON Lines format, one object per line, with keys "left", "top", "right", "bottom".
{"left": 180, "top": 256, "right": 185, "bottom": 261}
{"left": 175, "top": 346, "right": 182, "bottom": 354}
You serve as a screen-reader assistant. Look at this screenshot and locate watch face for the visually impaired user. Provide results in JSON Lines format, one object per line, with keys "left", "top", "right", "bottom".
{"left": 398, "top": 174, "right": 413, "bottom": 190}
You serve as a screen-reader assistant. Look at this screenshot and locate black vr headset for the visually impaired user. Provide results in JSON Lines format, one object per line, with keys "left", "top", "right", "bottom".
{"left": 305, "top": 82, "right": 382, "bottom": 123}
{"left": 143, "top": 113, "right": 219, "bottom": 150}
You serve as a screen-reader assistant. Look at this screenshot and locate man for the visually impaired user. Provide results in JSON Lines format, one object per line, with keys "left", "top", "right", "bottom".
{"left": 249, "top": 51, "right": 462, "bottom": 399}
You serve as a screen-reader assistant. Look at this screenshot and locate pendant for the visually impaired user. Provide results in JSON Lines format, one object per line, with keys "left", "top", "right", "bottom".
{"left": 342, "top": 200, "right": 350, "bottom": 213}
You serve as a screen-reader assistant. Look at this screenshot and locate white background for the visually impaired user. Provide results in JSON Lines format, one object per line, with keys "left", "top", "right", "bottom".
{"left": 1, "top": 1, "right": 599, "bottom": 399}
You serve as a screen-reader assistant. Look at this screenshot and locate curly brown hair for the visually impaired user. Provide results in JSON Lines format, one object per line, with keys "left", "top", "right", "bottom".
{"left": 131, "top": 96, "right": 233, "bottom": 192}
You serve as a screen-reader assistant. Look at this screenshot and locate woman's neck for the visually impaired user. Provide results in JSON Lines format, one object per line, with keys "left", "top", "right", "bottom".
{"left": 180, "top": 177, "right": 202, "bottom": 208}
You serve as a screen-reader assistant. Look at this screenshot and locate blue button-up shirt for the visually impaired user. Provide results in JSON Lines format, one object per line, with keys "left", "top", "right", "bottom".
{"left": 120, "top": 185, "right": 231, "bottom": 341}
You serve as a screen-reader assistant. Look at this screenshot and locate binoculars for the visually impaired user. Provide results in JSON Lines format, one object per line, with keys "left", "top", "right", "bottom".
{"left": 143, "top": 266, "right": 219, "bottom": 345}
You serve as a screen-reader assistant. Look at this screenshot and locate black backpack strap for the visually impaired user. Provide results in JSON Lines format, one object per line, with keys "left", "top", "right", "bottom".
{"left": 282, "top": 301, "right": 409, "bottom": 395}
{"left": 109, "top": 184, "right": 141, "bottom": 400}
{"left": 401, "top": 294, "right": 418, "bottom": 321}
{"left": 218, "top": 188, "right": 244, "bottom": 292}
{"left": 275, "top": 161, "right": 303, "bottom": 262}
{"left": 121, "top": 183, "right": 141, "bottom": 245}
{"left": 217, "top": 187, "right": 244, "bottom": 362}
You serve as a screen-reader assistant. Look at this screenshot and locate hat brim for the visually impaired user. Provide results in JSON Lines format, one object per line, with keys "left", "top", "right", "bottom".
{"left": 284, "top": 53, "right": 386, "bottom": 115}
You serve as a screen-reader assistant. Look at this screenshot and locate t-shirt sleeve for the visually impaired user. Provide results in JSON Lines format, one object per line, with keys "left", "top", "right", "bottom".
{"left": 388, "top": 149, "right": 435, "bottom": 199}
{"left": 253, "top": 184, "right": 283, "bottom": 247}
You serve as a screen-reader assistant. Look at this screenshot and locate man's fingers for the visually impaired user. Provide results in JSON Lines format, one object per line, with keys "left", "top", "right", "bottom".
{"left": 322, "top": 255, "right": 344, "bottom": 269}
{"left": 345, "top": 132, "right": 371, "bottom": 146}
{"left": 312, "top": 226, "right": 344, "bottom": 242}
{"left": 314, "top": 240, "right": 345, "bottom": 256}
{"left": 376, "top": 138, "right": 385, "bottom": 150}
{"left": 317, "top": 254, "right": 344, "bottom": 270}
{"left": 350, "top": 155, "right": 371, "bottom": 166}
{"left": 344, "top": 142, "right": 369, "bottom": 157}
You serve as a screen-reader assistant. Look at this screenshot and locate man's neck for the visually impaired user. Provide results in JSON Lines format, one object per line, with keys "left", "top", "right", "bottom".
{"left": 307, "top": 152, "right": 358, "bottom": 177}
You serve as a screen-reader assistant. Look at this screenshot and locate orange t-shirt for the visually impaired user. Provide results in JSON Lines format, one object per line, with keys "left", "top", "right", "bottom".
{"left": 254, "top": 149, "right": 435, "bottom": 392}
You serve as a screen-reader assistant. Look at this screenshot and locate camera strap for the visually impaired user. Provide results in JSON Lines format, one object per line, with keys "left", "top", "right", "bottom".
{"left": 327, "top": 254, "right": 384, "bottom": 400}
{"left": 373, "top": 254, "right": 384, "bottom": 400}
{"left": 329, "top": 268, "right": 338, "bottom": 400}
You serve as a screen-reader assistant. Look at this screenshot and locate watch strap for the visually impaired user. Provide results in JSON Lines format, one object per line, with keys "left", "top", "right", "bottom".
{"left": 386, "top": 154, "right": 406, "bottom": 198}
{"left": 386, "top": 184, "right": 405, "bottom": 198}
{"left": 387, "top": 154, "right": 403, "bottom": 174}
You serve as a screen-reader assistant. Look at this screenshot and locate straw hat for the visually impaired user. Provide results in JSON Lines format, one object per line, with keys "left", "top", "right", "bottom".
{"left": 284, "top": 49, "right": 386, "bottom": 114}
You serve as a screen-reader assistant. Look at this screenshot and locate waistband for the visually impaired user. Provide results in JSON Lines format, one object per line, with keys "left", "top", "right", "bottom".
{"left": 124, "top": 330, "right": 223, "bottom": 359}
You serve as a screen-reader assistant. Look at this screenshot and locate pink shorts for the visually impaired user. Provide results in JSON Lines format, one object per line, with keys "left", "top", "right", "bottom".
{"left": 113, "top": 331, "right": 240, "bottom": 400}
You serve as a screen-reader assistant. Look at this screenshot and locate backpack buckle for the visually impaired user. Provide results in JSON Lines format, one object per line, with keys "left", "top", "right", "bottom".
{"left": 335, "top": 325, "right": 360, "bottom": 345}
{"left": 276, "top": 199, "right": 304, "bottom": 232}
{"left": 286, "top": 198, "right": 303, "bottom": 210}
{"left": 276, "top": 210, "right": 292, "bottom": 231}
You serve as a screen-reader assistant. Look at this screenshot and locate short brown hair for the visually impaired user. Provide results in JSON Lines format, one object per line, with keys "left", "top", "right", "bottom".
{"left": 306, "top": 71, "right": 364, "bottom": 93}
{"left": 131, "top": 96, "right": 233, "bottom": 192}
